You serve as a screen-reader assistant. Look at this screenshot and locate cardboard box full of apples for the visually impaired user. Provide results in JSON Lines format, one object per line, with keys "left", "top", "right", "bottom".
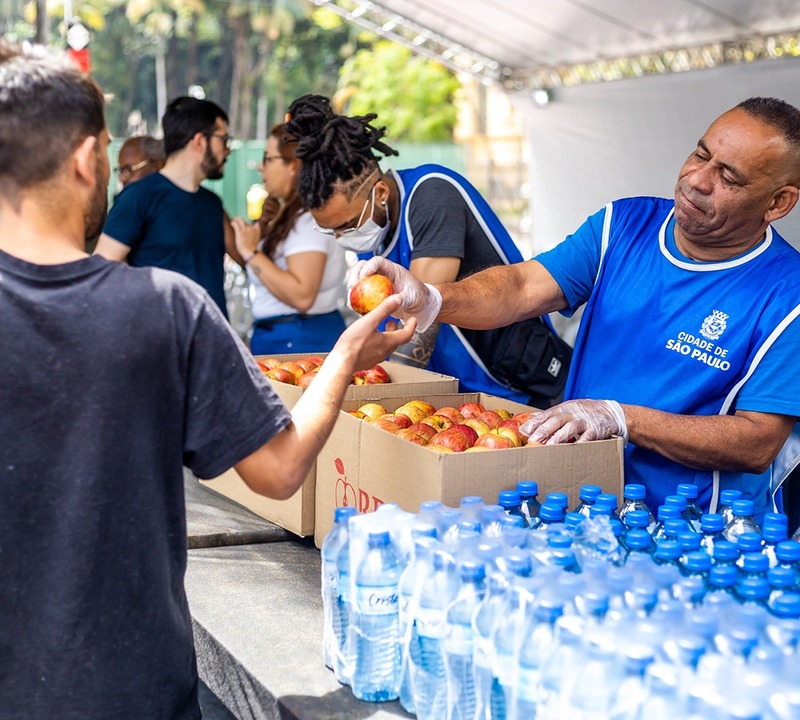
{"left": 313, "top": 392, "right": 624, "bottom": 547}
{"left": 199, "top": 356, "right": 458, "bottom": 537}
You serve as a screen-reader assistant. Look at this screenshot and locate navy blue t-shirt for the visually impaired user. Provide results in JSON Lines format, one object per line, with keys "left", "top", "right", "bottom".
{"left": 102, "top": 172, "right": 229, "bottom": 317}
{"left": 0, "top": 250, "right": 291, "bottom": 718}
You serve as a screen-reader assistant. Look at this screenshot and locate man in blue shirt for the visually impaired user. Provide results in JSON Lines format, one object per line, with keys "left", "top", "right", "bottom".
{"left": 356, "top": 97, "right": 800, "bottom": 519}
{"left": 95, "top": 97, "right": 242, "bottom": 317}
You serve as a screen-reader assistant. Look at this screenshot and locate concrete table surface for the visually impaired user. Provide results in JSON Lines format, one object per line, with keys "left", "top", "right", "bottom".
{"left": 186, "top": 542, "right": 412, "bottom": 720}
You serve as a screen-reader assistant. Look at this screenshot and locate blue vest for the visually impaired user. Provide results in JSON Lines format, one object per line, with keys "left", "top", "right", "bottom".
{"left": 361, "top": 165, "right": 534, "bottom": 403}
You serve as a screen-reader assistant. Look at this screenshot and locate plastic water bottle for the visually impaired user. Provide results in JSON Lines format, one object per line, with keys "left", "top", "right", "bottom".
{"left": 513, "top": 597, "right": 564, "bottom": 719}
{"left": 724, "top": 499, "right": 762, "bottom": 541}
{"left": 409, "top": 547, "right": 458, "bottom": 720}
{"left": 352, "top": 530, "right": 403, "bottom": 702}
{"left": 650, "top": 506, "right": 681, "bottom": 544}
{"left": 563, "top": 632, "right": 624, "bottom": 717}
{"left": 437, "top": 508, "right": 463, "bottom": 546}
{"left": 480, "top": 504, "right": 505, "bottom": 539}
{"left": 762, "top": 522, "right": 788, "bottom": 568}
{"left": 419, "top": 500, "right": 444, "bottom": 527}
{"left": 712, "top": 539, "right": 740, "bottom": 569}
{"left": 702, "top": 564, "right": 739, "bottom": 611}
{"left": 595, "top": 492, "right": 620, "bottom": 519}
{"left": 766, "top": 592, "right": 800, "bottom": 652}
{"left": 663, "top": 494, "right": 696, "bottom": 530}
{"left": 459, "top": 496, "right": 484, "bottom": 522}
{"left": 618, "top": 484, "right": 655, "bottom": 531}
{"left": 653, "top": 540, "right": 682, "bottom": 572}
{"left": 625, "top": 528, "right": 656, "bottom": 562}
{"left": 333, "top": 531, "right": 354, "bottom": 684}
{"left": 674, "top": 551, "right": 711, "bottom": 608}
{"left": 573, "top": 484, "right": 602, "bottom": 518}
{"left": 767, "top": 567, "right": 798, "bottom": 613}
{"left": 676, "top": 484, "right": 703, "bottom": 531}
{"left": 321, "top": 506, "right": 357, "bottom": 670}
{"left": 530, "top": 502, "right": 564, "bottom": 533}
{"left": 776, "top": 540, "right": 800, "bottom": 586}
{"left": 699, "top": 513, "right": 726, "bottom": 556}
{"left": 607, "top": 644, "right": 656, "bottom": 720}
{"left": 736, "top": 576, "right": 771, "bottom": 608}
{"left": 658, "top": 518, "right": 689, "bottom": 545}
{"left": 677, "top": 531, "right": 702, "bottom": 569}
{"left": 443, "top": 560, "right": 486, "bottom": 720}
{"left": 498, "top": 490, "right": 526, "bottom": 527}
{"left": 516, "top": 481, "right": 541, "bottom": 528}
{"left": 472, "top": 572, "right": 508, "bottom": 720}
{"left": 545, "top": 492, "right": 569, "bottom": 511}
{"left": 718, "top": 489, "right": 743, "bottom": 527}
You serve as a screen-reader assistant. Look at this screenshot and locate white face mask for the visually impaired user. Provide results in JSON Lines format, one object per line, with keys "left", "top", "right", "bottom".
{"left": 336, "top": 187, "right": 391, "bottom": 254}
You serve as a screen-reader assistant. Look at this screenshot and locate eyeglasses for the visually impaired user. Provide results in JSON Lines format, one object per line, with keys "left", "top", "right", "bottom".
{"left": 260, "top": 152, "right": 284, "bottom": 166}
{"left": 205, "top": 132, "right": 234, "bottom": 149}
{"left": 115, "top": 159, "right": 152, "bottom": 178}
{"left": 314, "top": 182, "right": 377, "bottom": 237}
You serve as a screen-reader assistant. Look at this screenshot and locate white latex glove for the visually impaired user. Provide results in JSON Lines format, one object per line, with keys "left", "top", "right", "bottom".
{"left": 519, "top": 399, "right": 628, "bottom": 445}
{"left": 347, "top": 257, "right": 442, "bottom": 332}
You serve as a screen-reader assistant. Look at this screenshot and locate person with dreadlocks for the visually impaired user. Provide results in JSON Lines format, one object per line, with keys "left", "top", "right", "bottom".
{"left": 230, "top": 123, "right": 347, "bottom": 354}
{"left": 284, "top": 94, "right": 571, "bottom": 407}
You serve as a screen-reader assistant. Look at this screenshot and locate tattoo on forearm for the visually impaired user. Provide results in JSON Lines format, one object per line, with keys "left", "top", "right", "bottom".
{"left": 391, "top": 323, "right": 440, "bottom": 367}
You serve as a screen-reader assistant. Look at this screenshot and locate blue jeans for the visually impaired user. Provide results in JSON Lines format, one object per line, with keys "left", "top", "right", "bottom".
{"left": 250, "top": 310, "right": 346, "bottom": 355}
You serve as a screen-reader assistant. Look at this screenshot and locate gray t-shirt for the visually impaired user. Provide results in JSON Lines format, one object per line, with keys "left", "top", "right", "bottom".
{"left": 0, "top": 251, "right": 290, "bottom": 719}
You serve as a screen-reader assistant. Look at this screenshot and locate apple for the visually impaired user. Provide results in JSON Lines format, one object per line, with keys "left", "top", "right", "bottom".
{"left": 526, "top": 438, "right": 544, "bottom": 447}
{"left": 379, "top": 413, "right": 413, "bottom": 429}
{"left": 465, "top": 445, "right": 493, "bottom": 452}
{"left": 473, "top": 431, "right": 516, "bottom": 450}
{"left": 421, "top": 414, "right": 453, "bottom": 431}
{"left": 394, "top": 403, "right": 429, "bottom": 424}
{"left": 462, "top": 417, "right": 492, "bottom": 436}
{"left": 371, "top": 418, "right": 403, "bottom": 434}
{"left": 280, "top": 361, "right": 306, "bottom": 380}
{"left": 511, "top": 412, "right": 534, "bottom": 425}
{"left": 353, "top": 364, "right": 391, "bottom": 385}
{"left": 256, "top": 357, "right": 281, "bottom": 372}
{"left": 404, "top": 400, "right": 436, "bottom": 416}
{"left": 349, "top": 273, "right": 395, "bottom": 315}
{"left": 458, "top": 402, "right": 486, "bottom": 419}
{"left": 265, "top": 367, "right": 296, "bottom": 385}
{"left": 428, "top": 445, "right": 454, "bottom": 453}
{"left": 428, "top": 427, "right": 471, "bottom": 452}
{"left": 495, "top": 426, "right": 524, "bottom": 447}
{"left": 496, "top": 408, "right": 514, "bottom": 420}
{"left": 296, "top": 370, "right": 318, "bottom": 388}
{"left": 396, "top": 428, "right": 431, "bottom": 445}
{"left": 452, "top": 423, "right": 479, "bottom": 447}
{"left": 348, "top": 410, "right": 366, "bottom": 419}
{"left": 477, "top": 410, "right": 504, "bottom": 429}
{"left": 406, "top": 423, "right": 438, "bottom": 443}
{"left": 296, "top": 357, "right": 319, "bottom": 374}
{"left": 435, "top": 406, "right": 465, "bottom": 424}
{"left": 357, "top": 402, "right": 388, "bottom": 421}
{"left": 500, "top": 416, "right": 524, "bottom": 431}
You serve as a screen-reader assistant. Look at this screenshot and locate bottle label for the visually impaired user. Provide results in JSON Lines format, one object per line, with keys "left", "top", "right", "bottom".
{"left": 356, "top": 585, "right": 399, "bottom": 615}
{"left": 416, "top": 606, "right": 446, "bottom": 639}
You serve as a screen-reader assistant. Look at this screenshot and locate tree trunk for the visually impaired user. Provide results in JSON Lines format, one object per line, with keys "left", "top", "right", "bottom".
{"left": 187, "top": 15, "right": 198, "bottom": 87}
{"left": 228, "top": 14, "right": 250, "bottom": 135}
{"left": 166, "top": 9, "right": 181, "bottom": 101}
{"left": 35, "top": 0, "right": 48, "bottom": 44}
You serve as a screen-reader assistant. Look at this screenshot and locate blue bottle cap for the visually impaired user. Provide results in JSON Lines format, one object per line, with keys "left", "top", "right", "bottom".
{"left": 677, "top": 531, "right": 701, "bottom": 550}
{"left": 564, "top": 512, "right": 586, "bottom": 530}
{"left": 549, "top": 533, "right": 573, "bottom": 548}
{"left": 545, "top": 492, "right": 569, "bottom": 508}
{"left": 411, "top": 523, "right": 437, "bottom": 539}
{"left": 737, "top": 577, "right": 770, "bottom": 600}
{"left": 624, "top": 483, "right": 646, "bottom": 500}
{"left": 516, "top": 480, "right": 539, "bottom": 498}
{"left": 480, "top": 504, "right": 504, "bottom": 523}
{"left": 700, "top": 513, "right": 724, "bottom": 532}
{"left": 501, "top": 514, "right": 525, "bottom": 528}
{"left": 420, "top": 500, "right": 444, "bottom": 513}
{"left": 677, "top": 483, "right": 699, "bottom": 499}
{"left": 460, "top": 495, "right": 484, "bottom": 509}
{"left": 589, "top": 503, "right": 613, "bottom": 518}
{"left": 685, "top": 551, "right": 712, "bottom": 572}
{"left": 720, "top": 489, "right": 743, "bottom": 505}
{"left": 655, "top": 540, "right": 681, "bottom": 560}
{"left": 579, "top": 484, "right": 602, "bottom": 501}
{"left": 772, "top": 593, "right": 800, "bottom": 619}
{"left": 505, "top": 552, "right": 533, "bottom": 576}
{"left": 713, "top": 540, "right": 740, "bottom": 562}
{"left": 626, "top": 529, "right": 654, "bottom": 550}
{"left": 709, "top": 564, "right": 738, "bottom": 587}
{"left": 610, "top": 518, "right": 624, "bottom": 537}
{"left": 762, "top": 524, "right": 788, "bottom": 543}
{"left": 459, "top": 560, "right": 486, "bottom": 582}
{"left": 763, "top": 512, "right": 789, "bottom": 528}
{"left": 334, "top": 506, "right": 358, "bottom": 523}
{"left": 777, "top": 540, "right": 800, "bottom": 563}
{"left": 688, "top": 608, "right": 718, "bottom": 638}
{"left": 458, "top": 519, "right": 482, "bottom": 533}
{"left": 625, "top": 509, "right": 651, "bottom": 528}
{"left": 768, "top": 566, "right": 797, "bottom": 589}
{"left": 731, "top": 499, "right": 755, "bottom": 516}
{"left": 368, "top": 530, "right": 391, "bottom": 546}
{"left": 596, "top": 493, "right": 618, "bottom": 510}
{"left": 539, "top": 502, "right": 565, "bottom": 522}
{"left": 664, "top": 519, "right": 689, "bottom": 535}
{"left": 741, "top": 553, "right": 769, "bottom": 574}
{"left": 736, "top": 532, "right": 763, "bottom": 553}
{"left": 664, "top": 495, "right": 688, "bottom": 511}
{"left": 657, "top": 505, "right": 680, "bottom": 521}
{"left": 498, "top": 490, "right": 521, "bottom": 508}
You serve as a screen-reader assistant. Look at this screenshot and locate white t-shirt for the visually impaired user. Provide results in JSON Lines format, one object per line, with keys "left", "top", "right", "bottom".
{"left": 248, "top": 211, "right": 347, "bottom": 319}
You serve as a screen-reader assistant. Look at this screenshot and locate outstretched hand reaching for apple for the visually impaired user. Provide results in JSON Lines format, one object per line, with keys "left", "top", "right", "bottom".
{"left": 348, "top": 257, "right": 442, "bottom": 332}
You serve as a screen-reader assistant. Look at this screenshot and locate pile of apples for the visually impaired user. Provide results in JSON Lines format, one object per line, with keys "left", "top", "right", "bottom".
{"left": 350, "top": 400, "right": 540, "bottom": 452}
{"left": 257, "top": 356, "right": 391, "bottom": 388}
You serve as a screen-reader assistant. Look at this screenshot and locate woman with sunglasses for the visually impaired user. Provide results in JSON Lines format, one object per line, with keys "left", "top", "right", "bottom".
{"left": 231, "top": 123, "right": 347, "bottom": 355}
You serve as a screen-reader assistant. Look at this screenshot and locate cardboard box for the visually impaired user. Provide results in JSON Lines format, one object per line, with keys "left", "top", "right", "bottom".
{"left": 201, "top": 358, "right": 459, "bottom": 537}
{"left": 314, "top": 393, "right": 625, "bottom": 547}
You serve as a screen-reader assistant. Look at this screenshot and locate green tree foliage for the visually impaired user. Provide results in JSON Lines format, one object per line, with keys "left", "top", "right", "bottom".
{"left": 337, "top": 40, "right": 460, "bottom": 142}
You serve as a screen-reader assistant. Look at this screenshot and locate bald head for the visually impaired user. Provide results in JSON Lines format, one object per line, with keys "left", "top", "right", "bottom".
{"left": 116, "top": 136, "right": 165, "bottom": 187}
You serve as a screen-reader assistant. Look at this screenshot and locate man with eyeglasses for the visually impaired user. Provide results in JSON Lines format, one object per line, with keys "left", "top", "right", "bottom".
{"left": 95, "top": 96, "right": 243, "bottom": 318}
{"left": 115, "top": 135, "right": 165, "bottom": 189}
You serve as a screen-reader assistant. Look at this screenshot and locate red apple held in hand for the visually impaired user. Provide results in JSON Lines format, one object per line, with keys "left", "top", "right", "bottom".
{"left": 296, "top": 370, "right": 318, "bottom": 388}
{"left": 428, "top": 427, "right": 471, "bottom": 452}
{"left": 473, "top": 431, "right": 516, "bottom": 450}
{"left": 463, "top": 417, "right": 492, "bottom": 436}
{"left": 358, "top": 402, "right": 388, "bottom": 421}
{"left": 407, "top": 423, "right": 438, "bottom": 443}
{"left": 458, "top": 402, "right": 486, "bottom": 419}
{"left": 435, "top": 407, "right": 465, "bottom": 424}
{"left": 420, "top": 414, "right": 454, "bottom": 432}
{"left": 396, "top": 428, "right": 431, "bottom": 446}
{"left": 349, "top": 274, "right": 395, "bottom": 315}
{"left": 353, "top": 364, "right": 391, "bottom": 385}
{"left": 477, "top": 410, "right": 504, "bottom": 429}
{"left": 265, "top": 367, "right": 296, "bottom": 385}
{"left": 452, "top": 423, "right": 479, "bottom": 447}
